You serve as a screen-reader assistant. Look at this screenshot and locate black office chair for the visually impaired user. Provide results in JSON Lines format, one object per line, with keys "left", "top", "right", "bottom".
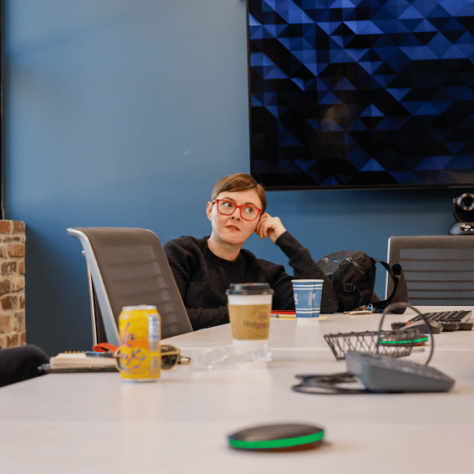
{"left": 0, "top": 345, "right": 49, "bottom": 387}
{"left": 67, "top": 227, "right": 193, "bottom": 346}
{"left": 387, "top": 235, "right": 474, "bottom": 306}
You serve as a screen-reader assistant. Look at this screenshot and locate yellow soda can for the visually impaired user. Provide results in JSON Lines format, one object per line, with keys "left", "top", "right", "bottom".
{"left": 117, "top": 305, "right": 161, "bottom": 382}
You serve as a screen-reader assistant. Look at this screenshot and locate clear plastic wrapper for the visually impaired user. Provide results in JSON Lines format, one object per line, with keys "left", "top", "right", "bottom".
{"left": 190, "top": 344, "right": 271, "bottom": 370}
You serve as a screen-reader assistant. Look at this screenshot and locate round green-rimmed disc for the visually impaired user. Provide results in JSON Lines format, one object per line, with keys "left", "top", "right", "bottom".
{"left": 379, "top": 336, "right": 429, "bottom": 346}
{"left": 228, "top": 423, "right": 324, "bottom": 450}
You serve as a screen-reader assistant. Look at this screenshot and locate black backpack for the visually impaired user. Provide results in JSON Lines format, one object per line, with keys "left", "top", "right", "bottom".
{"left": 318, "top": 250, "right": 408, "bottom": 314}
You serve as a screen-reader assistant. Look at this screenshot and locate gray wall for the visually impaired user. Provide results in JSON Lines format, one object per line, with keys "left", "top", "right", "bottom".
{"left": 4, "top": 0, "right": 466, "bottom": 356}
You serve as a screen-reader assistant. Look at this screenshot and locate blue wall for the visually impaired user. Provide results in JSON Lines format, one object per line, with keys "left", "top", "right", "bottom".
{"left": 4, "top": 1, "right": 468, "bottom": 355}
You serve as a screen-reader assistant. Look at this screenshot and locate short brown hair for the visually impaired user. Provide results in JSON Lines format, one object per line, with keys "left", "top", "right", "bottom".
{"left": 211, "top": 173, "right": 267, "bottom": 212}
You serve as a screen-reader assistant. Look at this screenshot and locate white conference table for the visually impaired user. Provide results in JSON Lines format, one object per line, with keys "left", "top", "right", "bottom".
{"left": 0, "top": 308, "right": 473, "bottom": 474}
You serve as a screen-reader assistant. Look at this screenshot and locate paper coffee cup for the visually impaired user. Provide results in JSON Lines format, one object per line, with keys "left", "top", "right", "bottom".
{"left": 291, "top": 279, "right": 323, "bottom": 320}
{"left": 226, "top": 283, "right": 274, "bottom": 351}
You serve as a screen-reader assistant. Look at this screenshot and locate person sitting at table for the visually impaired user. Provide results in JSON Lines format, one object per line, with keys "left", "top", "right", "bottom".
{"left": 164, "top": 173, "right": 339, "bottom": 331}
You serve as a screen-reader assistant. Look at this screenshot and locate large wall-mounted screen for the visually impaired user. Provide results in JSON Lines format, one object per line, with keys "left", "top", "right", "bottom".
{"left": 247, "top": 0, "right": 474, "bottom": 190}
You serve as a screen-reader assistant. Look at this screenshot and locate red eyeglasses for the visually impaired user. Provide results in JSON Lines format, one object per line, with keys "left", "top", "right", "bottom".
{"left": 214, "top": 199, "right": 263, "bottom": 221}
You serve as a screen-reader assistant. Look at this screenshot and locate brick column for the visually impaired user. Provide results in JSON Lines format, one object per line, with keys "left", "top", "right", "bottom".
{"left": 0, "top": 221, "right": 26, "bottom": 348}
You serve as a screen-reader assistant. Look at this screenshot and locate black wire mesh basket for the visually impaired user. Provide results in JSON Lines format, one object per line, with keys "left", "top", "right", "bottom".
{"left": 324, "top": 328, "right": 427, "bottom": 361}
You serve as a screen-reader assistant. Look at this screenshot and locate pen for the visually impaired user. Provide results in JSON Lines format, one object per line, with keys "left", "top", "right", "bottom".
{"left": 272, "top": 311, "right": 297, "bottom": 319}
{"left": 85, "top": 351, "right": 114, "bottom": 358}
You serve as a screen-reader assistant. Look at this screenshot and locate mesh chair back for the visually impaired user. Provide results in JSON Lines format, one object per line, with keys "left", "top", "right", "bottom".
{"left": 387, "top": 235, "right": 474, "bottom": 305}
{"left": 68, "top": 227, "right": 192, "bottom": 345}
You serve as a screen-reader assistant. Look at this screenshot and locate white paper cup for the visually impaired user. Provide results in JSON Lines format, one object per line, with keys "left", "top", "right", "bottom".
{"left": 226, "top": 283, "right": 274, "bottom": 352}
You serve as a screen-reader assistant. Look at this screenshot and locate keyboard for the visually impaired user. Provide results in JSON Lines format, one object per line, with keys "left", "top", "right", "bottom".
{"left": 391, "top": 310, "right": 472, "bottom": 332}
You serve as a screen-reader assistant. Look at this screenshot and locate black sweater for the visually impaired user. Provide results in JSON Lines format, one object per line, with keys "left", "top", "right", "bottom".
{"left": 164, "top": 231, "right": 339, "bottom": 330}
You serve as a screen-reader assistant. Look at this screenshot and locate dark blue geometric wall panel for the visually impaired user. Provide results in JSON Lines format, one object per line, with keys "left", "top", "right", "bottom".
{"left": 248, "top": 0, "right": 474, "bottom": 189}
